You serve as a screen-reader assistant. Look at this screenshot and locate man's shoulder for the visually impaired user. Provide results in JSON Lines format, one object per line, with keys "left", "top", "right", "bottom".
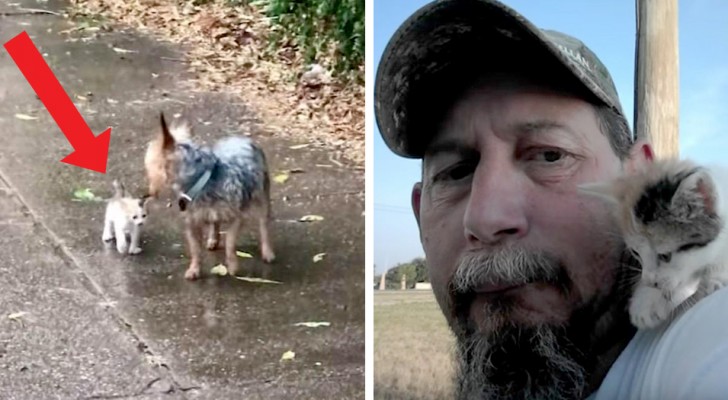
{"left": 592, "top": 286, "right": 728, "bottom": 400}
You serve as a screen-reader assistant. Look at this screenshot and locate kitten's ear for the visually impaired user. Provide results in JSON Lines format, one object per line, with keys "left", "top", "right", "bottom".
{"left": 673, "top": 168, "right": 717, "bottom": 216}
{"left": 160, "top": 112, "right": 175, "bottom": 151}
{"left": 578, "top": 181, "right": 621, "bottom": 205}
{"left": 112, "top": 179, "right": 126, "bottom": 198}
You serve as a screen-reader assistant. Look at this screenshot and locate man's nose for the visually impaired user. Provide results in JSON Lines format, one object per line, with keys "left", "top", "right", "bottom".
{"left": 463, "top": 161, "right": 528, "bottom": 247}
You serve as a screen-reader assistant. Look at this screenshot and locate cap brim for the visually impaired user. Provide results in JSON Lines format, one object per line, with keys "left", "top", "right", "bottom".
{"left": 375, "top": 0, "right": 618, "bottom": 158}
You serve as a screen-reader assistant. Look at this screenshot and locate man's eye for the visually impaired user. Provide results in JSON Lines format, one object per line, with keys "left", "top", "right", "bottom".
{"left": 542, "top": 150, "right": 562, "bottom": 162}
{"left": 447, "top": 163, "right": 474, "bottom": 180}
{"left": 530, "top": 149, "right": 564, "bottom": 163}
{"left": 434, "top": 162, "right": 475, "bottom": 182}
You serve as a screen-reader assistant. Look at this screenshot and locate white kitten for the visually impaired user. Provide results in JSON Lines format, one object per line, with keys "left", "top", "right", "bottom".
{"left": 102, "top": 180, "right": 149, "bottom": 255}
{"left": 580, "top": 158, "right": 728, "bottom": 329}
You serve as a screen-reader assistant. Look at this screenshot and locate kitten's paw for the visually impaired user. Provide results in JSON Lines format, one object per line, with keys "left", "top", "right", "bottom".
{"left": 102, "top": 233, "right": 114, "bottom": 242}
{"left": 206, "top": 238, "right": 218, "bottom": 251}
{"left": 128, "top": 246, "right": 142, "bottom": 255}
{"left": 629, "top": 287, "right": 674, "bottom": 329}
{"left": 704, "top": 278, "right": 727, "bottom": 294}
{"left": 116, "top": 243, "right": 129, "bottom": 254}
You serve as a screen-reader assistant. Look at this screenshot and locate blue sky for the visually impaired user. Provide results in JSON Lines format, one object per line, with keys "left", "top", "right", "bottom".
{"left": 373, "top": 0, "right": 728, "bottom": 273}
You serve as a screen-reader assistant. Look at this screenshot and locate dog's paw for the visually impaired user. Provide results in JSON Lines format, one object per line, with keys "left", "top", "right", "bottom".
{"left": 128, "top": 246, "right": 142, "bottom": 255}
{"left": 184, "top": 266, "right": 201, "bottom": 280}
{"left": 206, "top": 238, "right": 218, "bottom": 251}
{"left": 226, "top": 259, "right": 239, "bottom": 276}
{"left": 629, "top": 286, "right": 674, "bottom": 329}
{"left": 262, "top": 247, "right": 276, "bottom": 263}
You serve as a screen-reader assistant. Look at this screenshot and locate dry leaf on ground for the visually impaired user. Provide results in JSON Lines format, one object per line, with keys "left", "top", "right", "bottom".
{"left": 299, "top": 215, "right": 324, "bottom": 222}
{"left": 14, "top": 113, "right": 37, "bottom": 120}
{"left": 236, "top": 250, "right": 253, "bottom": 258}
{"left": 235, "top": 276, "right": 281, "bottom": 284}
{"left": 294, "top": 322, "right": 330, "bottom": 328}
{"left": 210, "top": 264, "right": 228, "bottom": 276}
{"left": 281, "top": 350, "right": 295, "bottom": 361}
{"left": 273, "top": 171, "right": 289, "bottom": 184}
{"left": 8, "top": 312, "right": 27, "bottom": 320}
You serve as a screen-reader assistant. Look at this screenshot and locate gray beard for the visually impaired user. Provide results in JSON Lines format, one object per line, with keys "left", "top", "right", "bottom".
{"left": 449, "top": 247, "right": 636, "bottom": 400}
{"left": 454, "top": 324, "right": 586, "bottom": 400}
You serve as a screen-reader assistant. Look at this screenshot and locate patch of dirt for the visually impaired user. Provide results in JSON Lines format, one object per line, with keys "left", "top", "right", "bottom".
{"left": 68, "top": 0, "right": 364, "bottom": 167}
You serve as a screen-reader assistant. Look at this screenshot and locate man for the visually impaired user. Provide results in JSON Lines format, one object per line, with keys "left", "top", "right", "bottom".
{"left": 375, "top": 0, "right": 728, "bottom": 399}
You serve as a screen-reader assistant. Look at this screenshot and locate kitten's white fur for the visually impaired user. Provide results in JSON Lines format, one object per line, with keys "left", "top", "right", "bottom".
{"left": 102, "top": 180, "right": 148, "bottom": 255}
{"left": 580, "top": 159, "right": 728, "bottom": 329}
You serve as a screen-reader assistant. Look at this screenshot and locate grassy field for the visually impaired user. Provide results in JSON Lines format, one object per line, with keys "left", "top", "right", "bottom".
{"left": 374, "top": 290, "right": 455, "bottom": 399}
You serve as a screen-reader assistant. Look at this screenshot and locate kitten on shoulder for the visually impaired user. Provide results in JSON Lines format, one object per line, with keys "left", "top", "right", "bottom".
{"left": 580, "top": 158, "right": 728, "bottom": 329}
{"left": 102, "top": 179, "right": 150, "bottom": 255}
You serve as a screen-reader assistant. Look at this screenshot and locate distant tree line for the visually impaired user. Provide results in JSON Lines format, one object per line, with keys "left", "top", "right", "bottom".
{"left": 374, "top": 257, "right": 428, "bottom": 290}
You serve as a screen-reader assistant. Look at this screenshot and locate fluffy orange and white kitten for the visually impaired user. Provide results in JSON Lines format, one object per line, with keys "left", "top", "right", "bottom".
{"left": 581, "top": 158, "right": 728, "bottom": 329}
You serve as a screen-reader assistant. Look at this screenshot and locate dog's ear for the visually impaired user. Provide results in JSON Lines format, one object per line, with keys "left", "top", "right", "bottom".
{"left": 160, "top": 112, "right": 175, "bottom": 151}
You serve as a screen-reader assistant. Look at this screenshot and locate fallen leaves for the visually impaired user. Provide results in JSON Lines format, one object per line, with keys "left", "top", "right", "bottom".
{"left": 67, "top": 0, "right": 364, "bottom": 166}
{"left": 280, "top": 350, "right": 295, "bottom": 361}
{"left": 312, "top": 252, "right": 326, "bottom": 263}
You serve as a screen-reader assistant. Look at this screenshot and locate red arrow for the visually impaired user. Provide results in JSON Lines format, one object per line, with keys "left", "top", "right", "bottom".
{"left": 3, "top": 31, "right": 111, "bottom": 174}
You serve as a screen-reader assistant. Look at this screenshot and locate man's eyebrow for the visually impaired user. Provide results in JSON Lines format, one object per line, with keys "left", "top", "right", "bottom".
{"left": 514, "top": 120, "right": 576, "bottom": 137}
{"left": 424, "top": 139, "right": 477, "bottom": 158}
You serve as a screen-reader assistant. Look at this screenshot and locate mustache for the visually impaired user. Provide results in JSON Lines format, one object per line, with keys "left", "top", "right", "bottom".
{"left": 451, "top": 246, "right": 567, "bottom": 294}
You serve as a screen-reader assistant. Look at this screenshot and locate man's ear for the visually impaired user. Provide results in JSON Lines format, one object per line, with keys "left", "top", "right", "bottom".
{"left": 412, "top": 182, "right": 423, "bottom": 229}
{"left": 625, "top": 139, "right": 654, "bottom": 174}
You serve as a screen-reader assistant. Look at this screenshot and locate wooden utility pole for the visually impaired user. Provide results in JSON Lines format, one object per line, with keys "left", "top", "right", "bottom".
{"left": 634, "top": 0, "right": 679, "bottom": 158}
{"left": 401, "top": 274, "right": 407, "bottom": 290}
{"left": 379, "top": 272, "right": 386, "bottom": 290}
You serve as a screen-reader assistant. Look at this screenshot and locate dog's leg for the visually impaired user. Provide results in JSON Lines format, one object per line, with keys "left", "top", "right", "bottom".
{"left": 206, "top": 222, "right": 220, "bottom": 250}
{"left": 225, "top": 218, "right": 242, "bottom": 276}
{"left": 258, "top": 203, "right": 275, "bottom": 263}
{"left": 129, "top": 225, "right": 142, "bottom": 255}
{"left": 184, "top": 221, "right": 203, "bottom": 280}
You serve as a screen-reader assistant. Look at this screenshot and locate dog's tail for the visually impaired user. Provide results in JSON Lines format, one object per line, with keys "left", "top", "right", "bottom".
{"left": 112, "top": 179, "right": 127, "bottom": 198}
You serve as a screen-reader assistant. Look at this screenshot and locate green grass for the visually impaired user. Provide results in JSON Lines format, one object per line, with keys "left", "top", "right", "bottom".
{"left": 374, "top": 290, "right": 455, "bottom": 400}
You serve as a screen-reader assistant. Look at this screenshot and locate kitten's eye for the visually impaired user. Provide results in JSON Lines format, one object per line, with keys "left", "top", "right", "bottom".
{"left": 657, "top": 253, "right": 672, "bottom": 263}
{"left": 132, "top": 216, "right": 138, "bottom": 220}
{"left": 677, "top": 242, "right": 705, "bottom": 252}
{"left": 142, "top": 214, "right": 147, "bottom": 218}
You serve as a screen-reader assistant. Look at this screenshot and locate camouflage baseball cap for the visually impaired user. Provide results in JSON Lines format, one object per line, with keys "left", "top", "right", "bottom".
{"left": 375, "top": 0, "right": 629, "bottom": 158}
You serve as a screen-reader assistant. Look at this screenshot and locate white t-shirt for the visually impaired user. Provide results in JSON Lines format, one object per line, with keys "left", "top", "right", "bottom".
{"left": 589, "top": 286, "right": 728, "bottom": 400}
